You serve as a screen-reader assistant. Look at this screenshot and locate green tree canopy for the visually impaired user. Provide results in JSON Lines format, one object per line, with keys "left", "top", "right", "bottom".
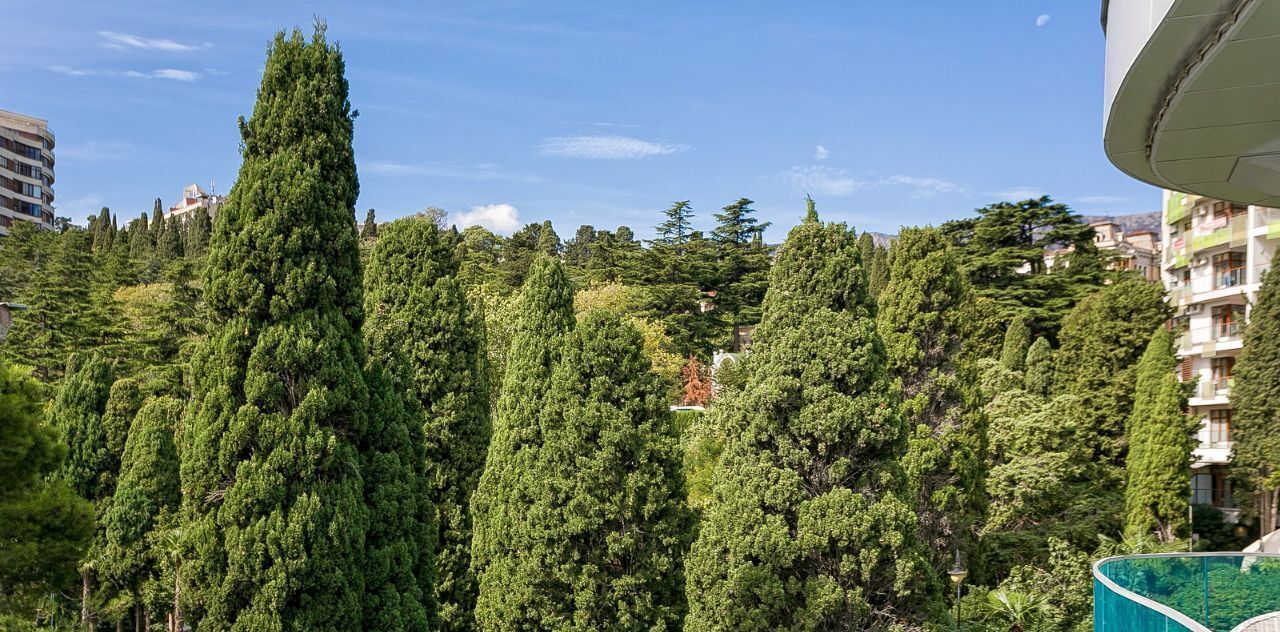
{"left": 1123, "top": 328, "right": 1195, "bottom": 542}
{"left": 686, "top": 209, "right": 934, "bottom": 630}
{"left": 1023, "top": 336, "right": 1053, "bottom": 396}
{"left": 1000, "top": 313, "right": 1031, "bottom": 372}
{"left": 179, "top": 26, "right": 372, "bottom": 630}
{"left": 878, "top": 226, "right": 987, "bottom": 578}
{"left": 1233, "top": 257, "right": 1280, "bottom": 534}
{"left": 364, "top": 216, "right": 489, "bottom": 631}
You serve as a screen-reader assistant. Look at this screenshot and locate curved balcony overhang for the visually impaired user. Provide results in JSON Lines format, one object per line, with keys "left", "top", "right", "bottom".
{"left": 1103, "top": 0, "right": 1280, "bottom": 206}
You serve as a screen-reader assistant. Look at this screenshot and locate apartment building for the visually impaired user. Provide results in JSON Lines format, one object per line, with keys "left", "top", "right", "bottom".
{"left": 1091, "top": 220, "right": 1161, "bottom": 282}
{"left": 166, "top": 183, "right": 220, "bottom": 222}
{"left": 0, "top": 109, "right": 55, "bottom": 233}
{"left": 1162, "top": 190, "right": 1280, "bottom": 523}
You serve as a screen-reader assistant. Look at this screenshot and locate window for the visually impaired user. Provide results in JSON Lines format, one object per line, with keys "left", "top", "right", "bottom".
{"left": 1213, "top": 201, "right": 1248, "bottom": 219}
{"left": 1212, "top": 304, "right": 1245, "bottom": 338}
{"left": 1211, "top": 357, "right": 1234, "bottom": 389}
{"left": 1214, "top": 252, "right": 1246, "bottom": 289}
{"left": 1209, "top": 409, "right": 1232, "bottom": 447}
{"left": 1191, "top": 471, "right": 1231, "bottom": 506}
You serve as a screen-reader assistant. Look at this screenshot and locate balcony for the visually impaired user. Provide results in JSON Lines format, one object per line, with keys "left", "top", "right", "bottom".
{"left": 1094, "top": 553, "right": 1280, "bottom": 631}
{"left": 1191, "top": 218, "right": 1247, "bottom": 252}
{"left": 1181, "top": 325, "right": 1242, "bottom": 352}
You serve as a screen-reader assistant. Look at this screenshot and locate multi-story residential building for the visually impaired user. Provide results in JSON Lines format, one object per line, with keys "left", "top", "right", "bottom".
{"left": 1091, "top": 220, "right": 1162, "bottom": 282}
{"left": 1161, "top": 190, "right": 1280, "bottom": 523}
{"left": 0, "top": 109, "right": 55, "bottom": 233}
{"left": 166, "top": 183, "right": 220, "bottom": 222}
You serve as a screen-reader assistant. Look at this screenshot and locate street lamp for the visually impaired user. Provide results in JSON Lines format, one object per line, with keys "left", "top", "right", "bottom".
{"left": 948, "top": 551, "right": 968, "bottom": 627}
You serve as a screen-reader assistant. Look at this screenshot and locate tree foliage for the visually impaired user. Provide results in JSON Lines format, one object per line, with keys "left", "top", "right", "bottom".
{"left": 1123, "top": 328, "right": 1195, "bottom": 542}
{"left": 364, "top": 216, "right": 488, "bottom": 631}
{"left": 1234, "top": 257, "right": 1280, "bottom": 533}
{"left": 1000, "top": 313, "right": 1030, "bottom": 372}
{"left": 686, "top": 209, "right": 934, "bottom": 630}
{"left": 179, "top": 27, "right": 373, "bottom": 630}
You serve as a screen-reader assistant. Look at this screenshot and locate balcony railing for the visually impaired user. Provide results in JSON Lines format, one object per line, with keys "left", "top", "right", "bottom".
{"left": 1094, "top": 553, "right": 1280, "bottom": 631}
{"left": 1196, "top": 380, "right": 1230, "bottom": 400}
{"left": 1191, "top": 217, "right": 1247, "bottom": 251}
{"left": 1214, "top": 269, "right": 1245, "bottom": 290}
{"left": 1181, "top": 325, "right": 1242, "bottom": 350}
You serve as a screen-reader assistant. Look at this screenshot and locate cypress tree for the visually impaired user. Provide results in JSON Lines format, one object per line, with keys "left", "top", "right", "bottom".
{"left": 1054, "top": 276, "right": 1170, "bottom": 465}
{"left": 471, "top": 257, "right": 575, "bottom": 630}
{"left": 50, "top": 353, "right": 117, "bottom": 502}
{"left": 1234, "top": 258, "right": 1280, "bottom": 534}
{"left": 186, "top": 208, "right": 212, "bottom": 260}
{"left": 157, "top": 214, "right": 183, "bottom": 262}
{"left": 361, "top": 208, "right": 377, "bottom": 241}
{"left": 101, "top": 377, "right": 146, "bottom": 470}
{"left": 364, "top": 216, "right": 488, "bottom": 631}
{"left": 505, "top": 310, "right": 693, "bottom": 628}
{"left": 1123, "top": 328, "right": 1195, "bottom": 542}
{"left": 0, "top": 358, "right": 94, "bottom": 618}
{"left": 101, "top": 396, "right": 182, "bottom": 627}
{"left": 149, "top": 199, "right": 164, "bottom": 246}
{"left": 685, "top": 209, "right": 933, "bottom": 630}
{"left": 878, "top": 226, "right": 986, "bottom": 577}
{"left": 179, "top": 26, "right": 371, "bottom": 630}
{"left": 1000, "top": 313, "right": 1031, "bottom": 372}
{"left": 1023, "top": 336, "right": 1053, "bottom": 396}
{"left": 92, "top": 207, "right": 115, "bottom": 252}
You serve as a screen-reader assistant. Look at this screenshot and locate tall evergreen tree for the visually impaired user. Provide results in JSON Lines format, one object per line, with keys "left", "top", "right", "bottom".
{"left": 185, "top": 209, "right": 212, "bottom": 260}
{"left": 1054, "top": 276, "right": 1169, "bottom": 465}
{"left": 157, "top": 214, "right": 183, "bottom": 262}
{"left": 857, "top": 232, "right": 890, "bottom": 299}
{"left": 361, "top": 208, "right": 378, "bottom": 241}
{"left": 471, "top": 257, "right": 575, "bottom": 630}
{"left": 686, "top": 209, "right": 934, "bottom": 630}
{"left": 3, "top": 228, "right": 97, "bottom": 383}
{"left": 1123, "top": 328, "right": 1195, "bottom": 542}
{"left": 942, "top": 196, "right": 1105, "bottom": 336}
{"left": 149, "top": 199, "right": 164, "bottom": 246}
{"left": 1023, "top": 336, "right": 1053, "bottom": 396}
{"left": 562, "top": 224, "right": 597, "bottom": 271}
{"left": 179, "top": 26, "right": 373, "bottom": 631}
{"left": 0, "top": 359, "right": 94, "bottom": 622}
{"left": 710, "top": 198, "right": 770, "bottom": 334}
{"left": 1233, "top": 258, "right": 1280, "bottom": 534}
{"left": 1000, "top": 313, "right": 1031, "bottom": 372}
{"left": 497, "top": 311, "right": 693, "bottom": 628}
{"left": 364, "top": 216, "right": 489, "bottom": 631}
{"left": 92, "top": 207, "right": 115, "bottom": 252}
{"left": 101, "top": 396, "right": 182, "bottom": 628}
{"left": 878, "top": 226, "right": 987, "bottom": 578}
{"left": 655, "top": 200, "right": 694, "bottom": 247}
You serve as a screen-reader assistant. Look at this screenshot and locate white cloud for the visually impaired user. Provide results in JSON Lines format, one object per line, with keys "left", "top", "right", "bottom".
{"left": 538, "top": 135, "right": 687, "bottom": 160}
{"left": 781, "top": 166, "right": 861, "bottom": 196}
{"left": 781, "top": 167, "right": 966, "bottom": 198}
{"left": 51, "top": 65, "right": 200, "bottom": 81}
{"left": 1035, "top": 14, "right": 1051, "bottom": 27}
{"left": 100, "top": 31, "right": 211, "bottom": 52}
{"left": 452, "top": 204, "right": 521, "bottom": 234}
{"left": 813, "top": 145, "right": 829, "bottom": 161}
{"left": 58, "top": 141, "right": 135, "bottom": 162}
{"left": 988, "top": 187, "right": 1045, "bottom": 200}
{"left": 364, "top": 160, "right": 543, "bottom": 184}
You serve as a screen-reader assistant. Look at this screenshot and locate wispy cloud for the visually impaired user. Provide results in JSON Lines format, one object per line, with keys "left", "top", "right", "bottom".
{"left": 58, "top": 195, "right": 107, "bottom": 223}
{"left": 452, "top": 204, "right": 521, "bottom": 234}
{"left": 51, "top": 65, "right": 201, "bottom": 82}
{"left": 781, "top": 165, "right": 862, "bottom": 196}
{"left": 813, "top": 145, "right": 830, "bottom": 161}
{"left": 987, "top": 187, "right": 1045, "bottom": 200}
{"left": 1035, "top": 14, "right": 1051, "bottom": 27}
{"left": 58, "top": 141, "right": 135, "bottom": 162}
{"left": 538, "top": 135, "right": 687, "bottom": 160}
{"left": 364, "top": 160, "right": 543, "bottom": 184}
{"left": 1076, "top": 195, "right": 1129, "bottom": 204}
{"left": 781, "top": 166, "right": 967, "bottom": 198}
{"left": 99, "top": 31, "right": 212, "bottom": 52}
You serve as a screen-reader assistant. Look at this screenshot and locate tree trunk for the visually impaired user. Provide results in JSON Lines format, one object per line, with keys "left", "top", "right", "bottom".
{"left": 116, "top": 618, "right": 123, "bottom": 632}
{"left": 135, "top": 600, "right": 143, "bottom": 632}
{"left": 80, "top": 572, "right": 92, "bottom": 631}
{"left": 172, "top": 567, "right": 182, "bottom": 632}
{"left": 1263, "top": 488, "right": 1279, "bottom": 535}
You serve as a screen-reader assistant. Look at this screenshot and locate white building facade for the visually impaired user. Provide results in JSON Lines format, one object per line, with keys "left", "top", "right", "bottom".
{"left": 1162, "top": 190, "right": 1280, "bottom": 522}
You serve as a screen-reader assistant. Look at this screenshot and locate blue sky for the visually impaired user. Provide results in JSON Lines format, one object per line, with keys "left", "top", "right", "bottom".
{"left": 3, "top": 1, "right": 1159, "bottom": 238}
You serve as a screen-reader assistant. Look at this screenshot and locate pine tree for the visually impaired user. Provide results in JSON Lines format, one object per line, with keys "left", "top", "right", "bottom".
{"left": 4, "top": 228, "right": 97, "bottom": 383}
{"left": 1001, "top": 313, "right": 1031, "bottom": 372}
{"left": 361, "top": 208, "right": 377, "bottom": 241}
{"left": 681, "top": 355, "right": 711, "bottom": 406}
{"left": 685, "top": 209, "right": 934, "bottom": 630}
{"left": 1234, "top": 258, "right": 1280, "bottom": 534}
{"left": 364, "top": 216, "right": 488, "bottom": 631}
{"left": 156, "top": 214, "right": 183, "bottom": 262}
{"left": 655, "top": 200, "right": 694, "bottom": 247}
{"left": 101, "top": 396, "right": 182, "bottom": 627}
{"left": 505, "top": 310, "right": 693, "bottom": 628}
{"left": 179, "top": 26, "right": 372, "bottom": 631}
{"left": 471, "top": 256, "right": 575, "bottom": 630}
{"left": 1123, "top": 328, "right": 1195, "bottom": 542}
{"left": 0, "top": 359, "right": 94, "bottom": 619}
{"left": 710, "top": 198, "right": 770, "bottom": 334}
{"left": 1024, "top": 337, "right": 1053, "bottom": 396}
{"left": 878, "top": 226, "right": 987, "bottom": 577}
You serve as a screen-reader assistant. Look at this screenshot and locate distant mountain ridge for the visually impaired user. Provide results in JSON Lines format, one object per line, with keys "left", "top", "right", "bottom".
{"left": 1083, "top": 210, "right": 1161, "bottom": 235}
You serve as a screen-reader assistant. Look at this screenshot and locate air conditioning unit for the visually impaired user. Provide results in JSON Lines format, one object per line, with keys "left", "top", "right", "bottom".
{"left": 1184, "top": 303, "right": 1204, "bottom": 315}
